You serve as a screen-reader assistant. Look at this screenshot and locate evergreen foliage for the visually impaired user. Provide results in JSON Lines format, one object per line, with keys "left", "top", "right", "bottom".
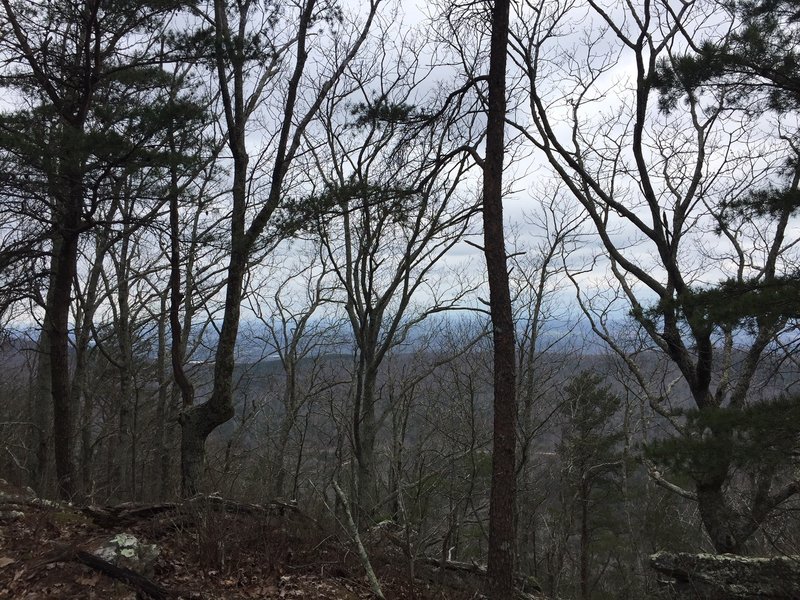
{"left": 647, "top": 395, "right": 800, "bottom": 481}
{"left": 645, "top": 276, "right": 800, "bottom": 332}
{"left": 654, "top": 0, "right": 800, "bottom": 265}
{"left": 275, "top": 100, "right": 425, "bottom": 236}
{"left": 651, "top": 0, "right": 800, "bottom": 329}
{"left": 559, "top": 372, "right": 624, "bottom": 480}
{"left": 557, "top": 372, "right": 626, "bottom": 599}
{"left": 654, "top": 0, "right": 800, "bottom": 113}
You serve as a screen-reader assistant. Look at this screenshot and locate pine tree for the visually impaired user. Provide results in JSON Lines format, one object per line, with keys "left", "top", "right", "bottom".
{"left": 558, "top": 373, "right": 624, "bottom": 600}
{"left": 0, "top": 0, "right": 200, "bottom": 499}
{"left": 642, "top": 0, "right": 800, "bottom": 552}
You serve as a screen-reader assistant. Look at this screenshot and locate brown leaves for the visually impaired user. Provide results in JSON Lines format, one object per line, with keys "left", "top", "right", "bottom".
{"left": 74, "top": 572, "right": 101, "bottom": 587}
{"left": 0, "top": 498, "right": 500, "bottom": 600}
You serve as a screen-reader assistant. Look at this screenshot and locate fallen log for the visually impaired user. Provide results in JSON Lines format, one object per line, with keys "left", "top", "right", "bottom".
{"left": 0, "top": 478, "right": 67, "bottom": 514}
{"left": 33, "top": 543, "right": 174, "bottom": 600}
{"left": 417, "top": 556, "right": 486, "bottom": 576}
{"left": 82, "top": 494, "right": 301, "bottom": 528}
{"left": 73, "top": 549, "right": 172, "bottom": 600}
{"left": 366, "top": 521, "right": 542, "bottom": 595}
{"left": 416, "top": 556, "right": 541, "bottom": 594}
{"left": 650, "top": 551, "right": 800, "bottom": 599}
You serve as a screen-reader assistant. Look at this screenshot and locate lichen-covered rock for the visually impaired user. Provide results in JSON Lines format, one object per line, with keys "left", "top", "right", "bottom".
{"left": 0, "top": 478, "right": 65, "bottom": 510}
{"left": 91, "top": 533, "right": 160, "bottom": 577}
{"left": 650, "top": 550, "right": 800, "bottom": 598}
{"left": 0, "top": 478, "right": 35, "bottom": 503}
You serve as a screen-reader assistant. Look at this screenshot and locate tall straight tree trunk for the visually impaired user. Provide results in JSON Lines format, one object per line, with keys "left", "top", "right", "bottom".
{"left": 46, "top": 123, "right": 88, "bottom": 501}
{"left": 48, "top": 226, "right": 79, "bottom": 500}
{"left": 483, "top": 0, "right": 516, "bottom": 595}
{"left": 31, "top": 324, "right": 53, "bottom": 495}
{"left": 155, "top": 298, "right": 170, "bottom": 500}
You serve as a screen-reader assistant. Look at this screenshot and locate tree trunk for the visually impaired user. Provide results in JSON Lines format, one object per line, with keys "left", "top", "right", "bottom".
{"left": 178, "top": 254, "right": 243, "bottom": 496}
{"left": 694, "top": 429, "right": 750, "bottom": 554}
{"left": 483, "top": 0, "right": 516, "bottom": 596}
{"left": 155, "top": 300, "right": 169, "bottom": 501}
{"left": 696, "top": 483, "right": 744, "bottom": 554}
{"left": 30, "top": 326, "right": 53, "bottom": 495}
{"left": 115, "top": 232, "right": 135, "bottom": 501}
{"left": 179, "top": 397, "right": 236, "bottom": 497}
{"left": 117, "top": 371, "right": 133, "bottom": 499}
{"left": 79, "top": 384, "right": 94, "bottom": 498}
{"left": 48, "top": 227, "right": 79, "bottom": 501}
{"left": 354, "top": 358, "right": 379, "bottom": 520}
{"left": 179, "top": 409, "right": 207, "bottom": 497}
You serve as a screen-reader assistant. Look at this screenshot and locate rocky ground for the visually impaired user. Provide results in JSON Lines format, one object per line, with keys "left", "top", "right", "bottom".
{"left": 0, "top": 481, "right": 540, "bottom": 599}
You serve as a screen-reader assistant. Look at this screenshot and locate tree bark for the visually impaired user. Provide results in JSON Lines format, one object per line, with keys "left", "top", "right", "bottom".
{"left": 483, "top": 0, "right": 517, "bottom": 596}
{"left": 355, "top": 358, "right": 379, "bottom": 519}
{"left": 31, "top": 325, "right": 53, "bottom": 496}
{"left": 48, "top": 224, "right": 79, "bottom": 501}
{"left": 179, "top": 409, "right": 211, "bottom": 497}
{"left": 155, "top": 299, "right": 170, "bottom": 501}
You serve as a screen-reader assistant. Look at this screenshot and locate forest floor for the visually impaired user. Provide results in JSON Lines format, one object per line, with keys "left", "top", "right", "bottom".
{"left": 0, "top": 484, "right": 536, "bottom": 599}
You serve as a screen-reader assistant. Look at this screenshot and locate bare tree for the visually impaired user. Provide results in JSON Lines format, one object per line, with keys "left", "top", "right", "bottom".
{"left": 511, "top": 190, "right": 587, "bottom": 577}
{"left": 244, "top": 245, "right": 344, "bottom": 499}
{"left": 177, "top": 0, "right": 381, "bottom": 496}
{"left": 480, "top": 0, "right": 518, "bottom": 593}
{"left": 304, "top": 28, "right": 479, "bottom": 516}
{"left": 513, "top": 192, "right": 586, "bottom": 476}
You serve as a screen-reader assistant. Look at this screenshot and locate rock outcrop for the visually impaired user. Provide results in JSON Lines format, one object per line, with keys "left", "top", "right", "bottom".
{"left": 650, "top": 551, "right": 800, "bottom": 599}
{"left": 91, "top": 533, "right": 160, "bottom": 578}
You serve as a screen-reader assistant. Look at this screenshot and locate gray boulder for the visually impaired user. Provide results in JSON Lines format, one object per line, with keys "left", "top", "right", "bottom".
{"left": 651, "top": 550, "right": 800, "bottom": 598}
{"left": 91, "top": 533, "right": 160, "bottom": 577}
